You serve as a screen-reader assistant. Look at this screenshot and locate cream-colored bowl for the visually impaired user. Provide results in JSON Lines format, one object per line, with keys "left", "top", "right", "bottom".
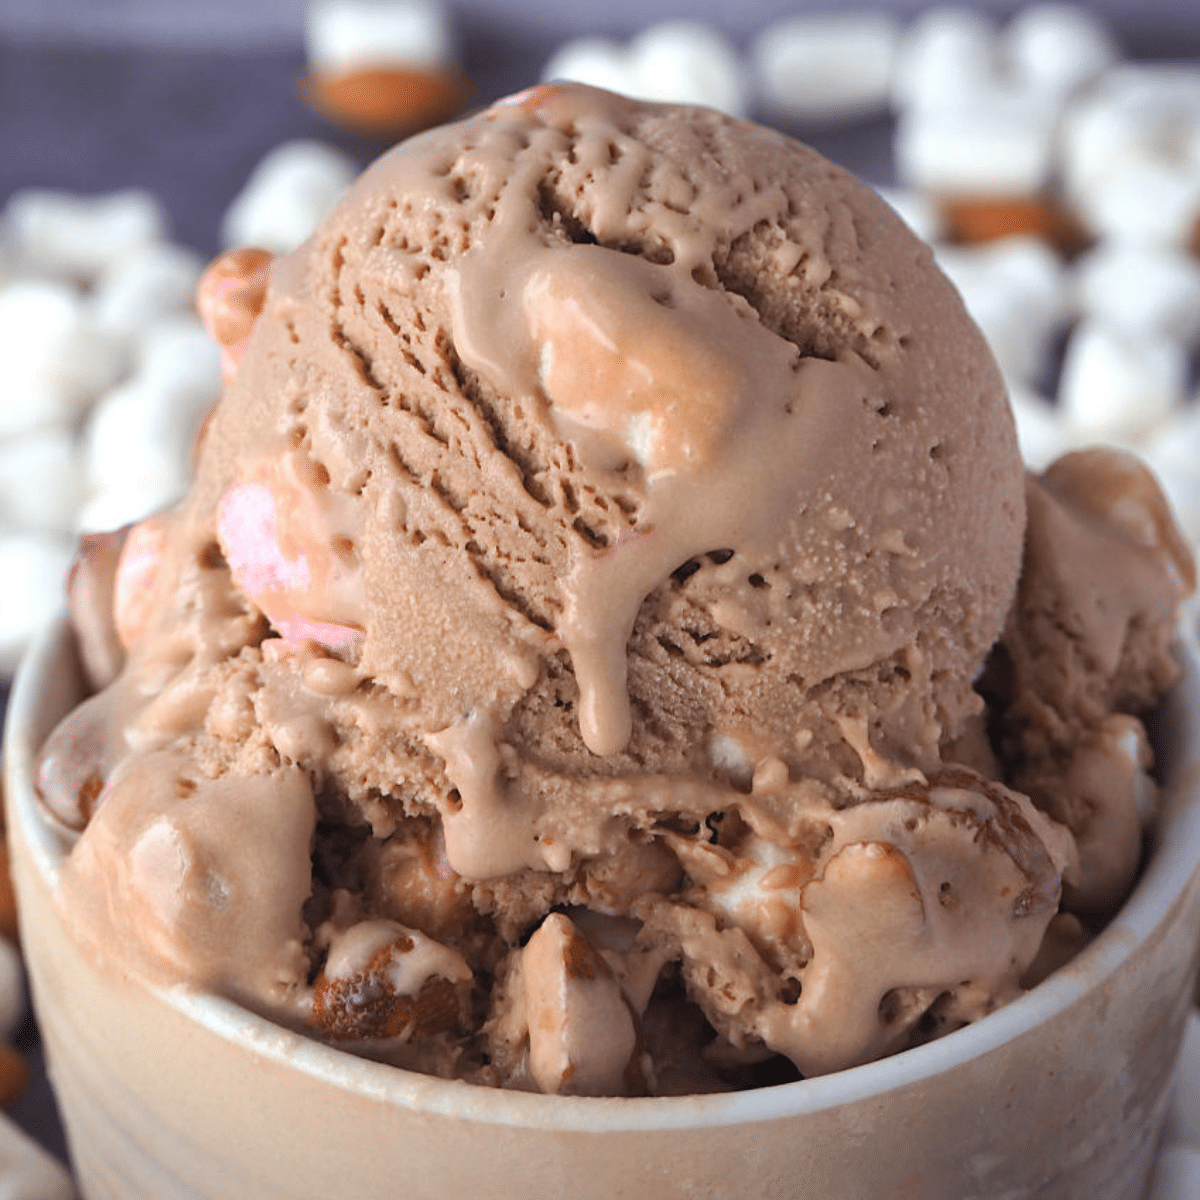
{"left": 6, "top": 617, "right": 1200, "bottom": 1200}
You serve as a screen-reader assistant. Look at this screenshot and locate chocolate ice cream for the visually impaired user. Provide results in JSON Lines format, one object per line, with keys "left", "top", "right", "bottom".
{"left": 36, "top": 84, "right": 1193, "bottom": 1095}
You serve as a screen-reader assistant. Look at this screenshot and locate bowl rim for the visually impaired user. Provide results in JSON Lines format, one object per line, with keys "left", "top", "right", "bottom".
{"left": 7, "top": 612, "right": 1200, "bottom": 1134}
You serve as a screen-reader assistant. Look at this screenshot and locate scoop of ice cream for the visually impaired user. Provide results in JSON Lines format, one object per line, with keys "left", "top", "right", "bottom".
{"left": 38, "top": 84, "right": 1183, "bottom": 1096}
{"left": 987, "top": 447, "right": 1195, "bottom": 917}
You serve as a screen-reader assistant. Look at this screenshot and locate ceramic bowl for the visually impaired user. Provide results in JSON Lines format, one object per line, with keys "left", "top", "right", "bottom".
{"left": 7, "top": 617, "right": 1200, "bottom": 1200}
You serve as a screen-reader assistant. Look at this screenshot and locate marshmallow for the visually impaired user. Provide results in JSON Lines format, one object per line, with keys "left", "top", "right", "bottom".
{"left": 0, "top": 432, "right": 84, "bottom": 536}
{"left": 543, "top": 22, "right": 748, "bottom": 119}
{"left": 752, "top": 14, "right": 899, "bottom": 124}
{"left": 306, "top": 0, "right": 453, "bottom": 74}
{"left": 220, "top": 140, "right": 358, "bottom": 255}
{"left": 90, "top": 241, "right": 204, "bottom": 341}
{"left": 1072, "top": 245, "right": 1200, "bottom": 345}
{"left": 1007, "top": 380, "right": 1070, "bottom": 471}
{"left": 1003, "top": 5, "right": 1117, "bottom": 98}
{"left": 4, "top": 188, "right": 166, "bottom": 281}
{"left": 83, "top": 338, "right": 218, "bottom": 532}
{"left": 874, "top": 187, "right": 944, "bottom": 245}
{"left": 1058, "top": 321, "right": 1187, "bottom": 443}
{"left": 0, "top": 534, "right": 73, "bottom": 674}
{"left": 892, "top": 8, "right": 999, "bottom": 113}
{"left": 935, "top": 236, "right": 1067, "bottom": 383}
{"left": 1077, "top": 156, "right": 1200, "bottom": 249}
{"left": 0, "top": 1114, "right": 76, "bottom": 1200}
{"left": 1060, "top": 66, "right": 1200, "bottom": 244}
{"left": 0, "top": 938, "right": 25, "bottom": 1042}
{"left": 0, "top": 281, "right": 124, "bottom": 437}
{"left": 627, "top": 22, "right": 748, "bottom": 118}
{"left": 542, "top": 38, "right": 640, "bottom": 98}
{"left": 895, "top": 88, "right": 1059, "bottom": 196}
{"left": 134, "top": 315, "right": 223, "bottom": 405}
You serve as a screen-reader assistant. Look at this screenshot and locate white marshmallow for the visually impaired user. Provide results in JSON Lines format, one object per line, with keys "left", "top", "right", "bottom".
{"left": 0, "top": 937, "right": 26, "bottom": 1041}
{"left": 83, "top": 319, "right": 220, "bottom": 531}
{"left": 220, "top": 140, "right": 358, "bottom": 256}
{"left": 543, "top": 22, "right": 747, "bottom": 119}
{"left": 895, "top": 87, "right": 1058, "bottom": 195}
{"left": 752, "top": 14, "right": 899, "bottom": 124}
{"left": 542, "top": 37, "right": 635, "bottom": 98}
{"left": 1007, "top": 380, "right": 1069, "bottom": 471}
{"left": 0, "top": 1112, "right": 76, "bottom": 1200}
{"left": 1078, "top": 156, "right": 1200, "bottom": 249}
{"left": 1060, "top": 66, "right": 1200, "bottom": 243}
{"left": 874, "top": 187, "right": 944, "bottom": 245}
{"left": 0, "top": 280, "right": 124, "bottom": 436}
{"left": 1003, "top": 5, "right": 1117, "bottom": 98}
{"left": 91, "top": 241, "right": 204, "bottom": 342}
{"left": 1073, "top": 245, "right": 1200, "bottom": 345}
{"left": 893, "top": 8, "right": 999, "bottom": 113}
{"left": 0, "top": 432, "right": 84, "bottom": 536}
{"left": 0, "top": 533, "right": 73, "bottom": 674}
{"left": 936, "top": 237, "right": 1067, "bottom": 383}
{"left": 306, "top": 0, "right": 453, "bottom": 74}
{"left": 1058, "top": 321, "right": 1187, "bottom": 443}
{"left": 134, "top": 315, "right": 223, "bottom": 405}
{"left": 4, "top": 188, "right": 166, "bottom": 281}
{"left": 627, "top": 22, "right": 748, "bottom": 118}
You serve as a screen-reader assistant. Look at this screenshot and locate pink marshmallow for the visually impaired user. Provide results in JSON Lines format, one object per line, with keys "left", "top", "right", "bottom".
{"left": 216, "top": 460, "right": 363, "bottom": 655}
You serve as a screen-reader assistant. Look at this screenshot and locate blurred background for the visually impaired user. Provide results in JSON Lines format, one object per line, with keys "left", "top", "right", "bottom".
{"left": 1, "top": 0, "right": 1200, "bottom": 1184}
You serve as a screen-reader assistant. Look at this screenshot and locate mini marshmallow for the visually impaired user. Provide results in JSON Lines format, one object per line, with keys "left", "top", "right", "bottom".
{"left": 1077, "top": 156, "right": 1200, "bottom": 249}
{"left": 892, "top": 8, "right": 999, "bottom": 113}
{"left": 220, "top": 140, "right": 358, "bottom": 256}
{"left": 894, "top": 88, "right": 1059, "bottom": 195}
{"left": 134, "top": 315, "right": 223, "bottom": 405}
{"left": 90, "top": 241, "right": 204, "bottom": 342}
{"left": 4, "top": 188, "right": 166, "bottom": 281}
{"left": 0, "top": 938, "right": 25, "bottom": 1042}
{"left": 1073, "top": 245, "right": 1200, "bottom": 345}
{"left": 0, "top": 533, "right": 73, "bottom": 674}
{"left": 306, "top": 0, "right": 453, "bottom": 75}
{"left": 0, "top": 280, "right": 124, "bottom": 436}
{"left": 1058, "top": 320, "right": 1187, "bottom": 443}
{"left": 0, "top": 432, "right": 84, "bottom": 536}
{"left": 0, "top": 1113, "right": 76, "bottom": 1200}
{"left": 751, "top": 13, "right": 899, "bottom": 124}
{"left": 1007, "top": 380, "right": 1070, "bottom": 471}
{"left": 1060, "top": 66, "right": 1200, "bottom": 221}
{"left": 627, "top": 22, "right": 748, "bottom": 118}
{"left": 935, "top": 236, "right": 1067, "bottom": 383}
{"left": 545, "top": 22, "right": 747, "bottom": 118}
{"left": 83, "top": 353, "right": 217, "bottom": 530}
{"left": 874, "top": 187, "right": 944, "bottom": 244}
{"left": 542, "top": 37, "right": 639, "bottom": 98}
{"left": 1003, "top": 5, "right": 1117, "bottom": 98}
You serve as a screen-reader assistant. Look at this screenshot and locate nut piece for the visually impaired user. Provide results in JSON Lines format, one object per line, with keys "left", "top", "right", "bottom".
{"left": 521, "top": 912, "right": 638, "bottom": 1096}
{"left": 313, "top": 919, "right": 472, "bottom": 1041}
